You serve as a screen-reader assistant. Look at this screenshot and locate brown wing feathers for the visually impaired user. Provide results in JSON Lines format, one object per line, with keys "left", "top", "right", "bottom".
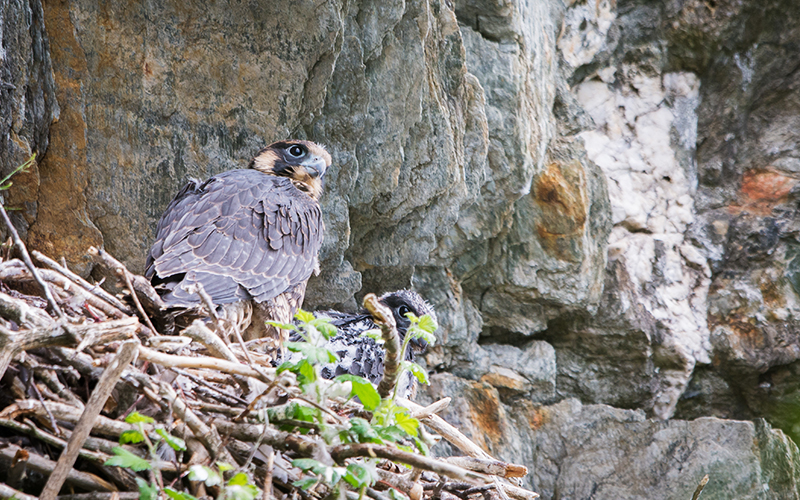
{"left": 145, "top": 141, "right": 329, "bottom": 315}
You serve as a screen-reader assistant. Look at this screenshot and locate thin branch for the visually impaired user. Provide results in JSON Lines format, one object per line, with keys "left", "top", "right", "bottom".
{"left": 118, "top": 268, "right": 158, "bottom": 335}
{"left": 261, "top": 446, "right": 275, "bottom": 500}
{"left": 0, "top": 443, "right": 116, "bottom": 492}
{"left": 0, "top": 202, "right": 64, "bottom": 318}
{"left": 0, "top": 481, "right": 38, "bottom": 500}
{"left": 692, "top": 474, "right": 709, "bottom": 500}
{"left": 32, "top": 250, "right": 133, "bottom": 314}
{"left": 137, "top": 345, "right": 275, "bottom": 383}
{"left": 330, "top": 444, "right": 484, "bottom": 482}
{"left": 363, "top": 293, "right": 400, "bottom": 399}
{"left": 442, "top": 457, "right": 527, "bottom": 479}
{"left": 39, "top": 340, "right": 139, "bottom": 500}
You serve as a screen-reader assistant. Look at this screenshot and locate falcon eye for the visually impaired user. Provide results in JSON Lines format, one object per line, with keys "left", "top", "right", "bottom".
{"left": 397, "top": 304, "right": 411, "bottom": 317}
{"left": 288, "top": 145, "right": 306, "bottom": 157}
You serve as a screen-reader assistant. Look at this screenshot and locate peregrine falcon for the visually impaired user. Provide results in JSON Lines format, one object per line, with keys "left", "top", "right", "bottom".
{"left": 145, "top": 140, "right": 331, "bottom": 342}
{"left": 296, "top": 290, "right": 437, "bottom": 399}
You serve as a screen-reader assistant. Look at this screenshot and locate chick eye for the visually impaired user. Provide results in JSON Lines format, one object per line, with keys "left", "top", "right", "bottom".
{"left": 397, "top": 305, "right": 411, "bottom": 318}
{"left": 288, "top": 145, "right": 305, "bottom": 157}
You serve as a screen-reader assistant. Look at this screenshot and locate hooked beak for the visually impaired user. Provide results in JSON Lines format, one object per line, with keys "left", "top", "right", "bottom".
{"left": 303, "top": 156, "right": 328, "bottom": 179}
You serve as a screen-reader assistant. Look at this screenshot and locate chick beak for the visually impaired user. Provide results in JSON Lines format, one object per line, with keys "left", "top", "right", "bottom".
{"left": 303, "top": 156, "right": 327, "bottom": 179}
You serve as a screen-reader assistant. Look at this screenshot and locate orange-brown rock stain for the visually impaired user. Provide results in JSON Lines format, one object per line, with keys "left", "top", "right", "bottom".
{"left": 466, "top": 382, "right": 506, "bottom": 448}
{"left": 533, "top": 161, "right": 588, "bottom": 262}
{"left": 730, "top": 169, "right": 798, "bottom": 215}
{"left": 29, "top": 0, "right": 103, "bottom": 274}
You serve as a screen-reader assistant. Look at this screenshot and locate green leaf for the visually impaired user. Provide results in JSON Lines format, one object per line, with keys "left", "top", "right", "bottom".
{"left": 375, "top": 425, "right": 406, "bottom": 443}
{"left": 277, "top": 360, "right": 297, "bottom": 374}
{"left": 394, "top": 411, "right": 419, "bottom": 437}
{"left": 293, "top": 403, "right": 321, "bottom": 423}
{"left": 310, "top": 318, "right": 338, "bottom": 339}
{"left": 340, "top": 375, "right": 381, "bottom": 411}
{"left": 266, "top": 320, "right": 297, "bottom": 331}
{"left": 297, "top": 358, "right": 317, "bottom": 385}
{"left": 292, "top": 458, "right": 324, "bottom": 472}
{"left": 136, "top": 478, "right": 158, "bottom": 500}
{"left": 348, "top": 417, "right": 380, "bottom": 442}
{"left": 412, "top": 436, "right": 430, "bottom": 456}
{"left": 105, "top": 447, "right": 151, "bottom": 471}
{"left": 217, "top": 461, "right": 234, "bottom": 472}
{"left": 285, "top": 342, "right": 338, "bottom": 364}
{"left": 164, "top": 488, "right": 199, "bottom": 500}
{"left": 225, "top": 474, "right": 260, "bottom": 500}
{"left": 295, "top": 309, "right": 315, "bottom": 324}
{"left": 418, "top": 314, "right": 438, "bottom": 334}
{"left": 407, "top": 326, "right": 436, "bottom": 346}
{"left": 119, "top": 430, "right": 145, "bottom": 444}
{"left": 293, "top": 478, "right": 319, "bottom": 491}
{"left": 156, "top": 428, "right": 187, "bottom": 451}
{"left": 228, "top": 472, "right": 251, "bottom": 486}
{"left": 389, "top": 488, "right": 406, "bottom": 500}
{"left": 189, "top": 464, "right": 223, "bottom": 486}
{"left": 344, "top": 463, "right": 375, "bottom": 488}
{"left": 401, "top": 361, "right": 429, "bottom": 385}
{"left": 125, "top": 411, "right": 155, "bottom": 425}
{"left": 360, "top": 329, "right": 384, "bottom": 343}
{"left": 404, "top": 312, "right": 420, "bottom": 323}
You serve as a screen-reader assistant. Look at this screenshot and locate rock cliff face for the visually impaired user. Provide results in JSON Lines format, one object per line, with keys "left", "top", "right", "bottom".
{"left": 3, "top": 0, "right": 800, "bottom": 496}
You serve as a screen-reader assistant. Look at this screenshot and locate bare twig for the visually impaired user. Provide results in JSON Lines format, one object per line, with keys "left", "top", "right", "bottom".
{"left": 56, "top": 494, "right": 140, "bottom": 500}
{"left": 262, "top": 446, "right": 275, "bottom": 500}
{"left": 363, "top": 293, "right": 400, "bottom": 399}
{"left": 442, "top": 457, "right": 527, "bottom": 479}
{"left": 118, "top": 268, "right": 158, "bottom": 335}
{"left": 39, "top": 340, "right": 139, "bottom": 500}
{"left": 0, "top": 443, "right": 116, "bottom": 492}
{"left": 692, "top": 474, "right": 709, "bottom": 500}
{"left": 158, "top": 381, "right": 236, "bottom": 464}
{"left": 410, "top": 397, "right": 451, "bottom": 419}
{"left": 0, "top": 481, "right": 38, "bottom": 500}
{"left": 331, "top": 444, "right": 483, "bottom": 482}
{"left": 137, "top": 345, "right": 275, "bottom": 383}
{"left": 0, "top": 202, "right": 64, "bottom": 318}
{"left": 32, "top": 250, "right": 132, "bottom": 315}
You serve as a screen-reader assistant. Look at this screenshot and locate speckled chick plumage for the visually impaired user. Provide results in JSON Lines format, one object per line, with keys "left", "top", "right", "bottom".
{"left": 294, "top": 290, "right": 436, "bottom": 400}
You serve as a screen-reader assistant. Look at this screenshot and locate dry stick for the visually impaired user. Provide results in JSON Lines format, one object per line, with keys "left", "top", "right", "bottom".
{"left": 1, "top": 399, "right": 150, "bottom": 439}
{"left": 0, "top": 481, "right": 38, "bottom": 500}
{"left": 442, "top": 458, "right": 528, "bottom": 479}
{"left": 363, "top": 293, "right": 400, "bottom": 399}
{"left": 330, "top": 443, "right": 484, "bottom": 482}
{"left": 692, "top": 474, "right": 709, "bottom": 500}
{"left": 0, "top": 290, "right": 53, "bottom": 327}
{"left": 32, "top": 250, "right": 133, "bottom": 314}
{"left": 39, "top": 340, "right": 139, "bottom": 500}
{"left": 0, "top": 316, "right": 139, "bottom": 379}
{"left": 214, "top": 420, "right": 331, "bottom": 462}
{"left": 158, "top": 381, "right": 236, "bottom": 464}
{"left": 397, "top": 399, "right": 492, "bottom": 460}
{"left": 410, "top": 397, "right": 451, "bottom": 419}
{"left": 88, "top": 246, "right": 167, "bottom": 315}
{"left": 138, "top": 344, "right": 275, "bottom": 382}
{"left": 262, "top": 446, "right": 275, "bottom": 500}
{"left": 0, "top": 202, "right": 64, "bottom": 318}
{"left": 0, "top": 443, "right": 116, "bottom": 492}
{"left": 118, "top": 268, "right": 158, "bottom": 335}
{"left": 182, "top": 320, "right": 240, "bottom": 362}
{"left": 36, "top": 268, "right": 125, "bottom": 321}
{"left": 172, "top": 367, "right": 248, "bottom": 405}
{"left": 56, "top": 494, "right": 140, "bottom": 500}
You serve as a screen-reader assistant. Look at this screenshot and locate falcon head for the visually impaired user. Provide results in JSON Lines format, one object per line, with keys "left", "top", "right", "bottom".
{"left": 379, "top": 289, "right": 437, "bottom": 352}
{"left": 249, "top": 140, "right": 332, "bottom": 200}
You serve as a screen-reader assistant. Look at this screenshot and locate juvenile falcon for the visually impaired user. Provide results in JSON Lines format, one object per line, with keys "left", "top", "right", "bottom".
{"left": 292, "top": 290, "right": 437, "bottom": 399}
{"left": 145, "top": 140, "right": 331, "bottom": 342}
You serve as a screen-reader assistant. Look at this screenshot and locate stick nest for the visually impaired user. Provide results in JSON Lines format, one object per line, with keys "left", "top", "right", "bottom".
{"left": 0, "top": 239, "right": 538, "bottom": 500}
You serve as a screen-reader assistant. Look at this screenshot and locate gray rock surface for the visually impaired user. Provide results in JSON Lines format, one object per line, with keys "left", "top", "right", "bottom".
{"left": 4, "top": 0, "right": 800, "bottom": 496}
